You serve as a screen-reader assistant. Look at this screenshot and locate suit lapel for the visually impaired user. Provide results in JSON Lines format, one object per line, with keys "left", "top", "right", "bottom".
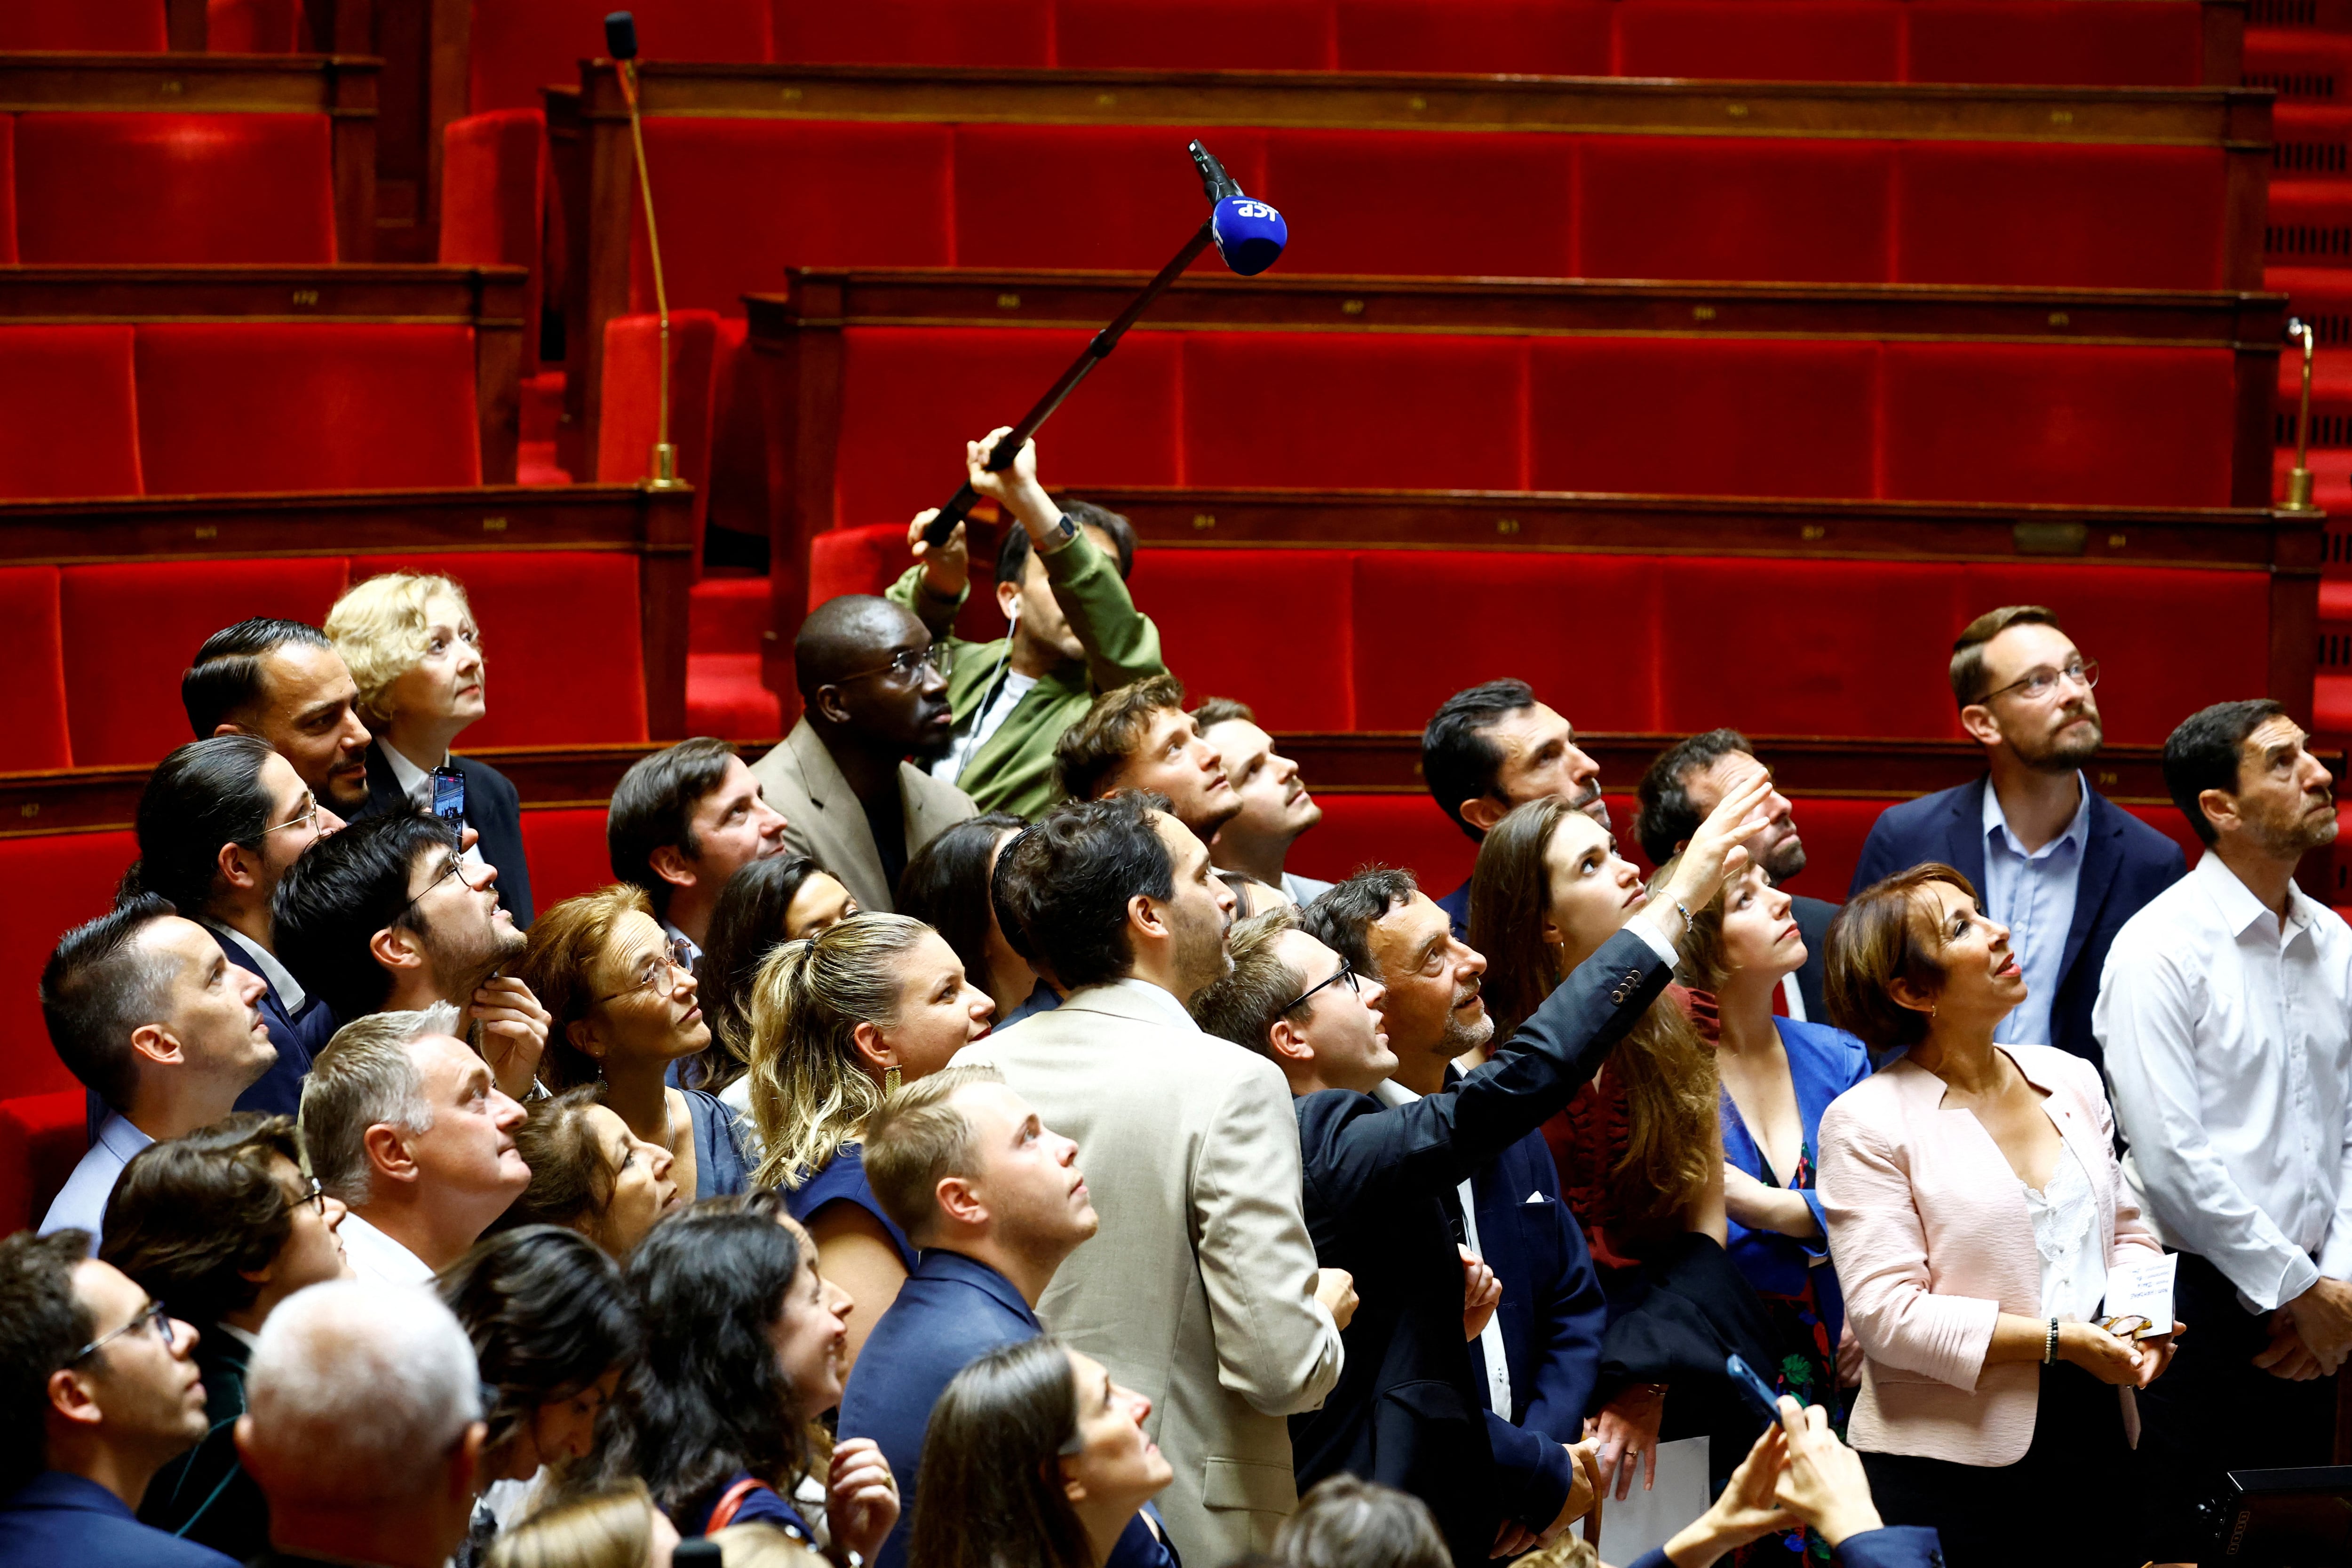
{"left": 1946, "top": 777, "right": 1991, "bottom": 897}
{"left": 788, "top": 722, "right": 891, "bottom": 909}
{"left": 2057, "top": 793, "right": 2123, "bottom": 989}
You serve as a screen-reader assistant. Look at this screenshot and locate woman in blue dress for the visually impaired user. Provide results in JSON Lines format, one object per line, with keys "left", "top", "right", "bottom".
{"left": 747, "top": 913, "right": 995, "bottom": 1379}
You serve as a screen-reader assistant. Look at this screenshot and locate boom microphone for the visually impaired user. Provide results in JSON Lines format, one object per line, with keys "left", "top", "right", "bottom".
{"left": 1191, "top": 140, "right": 1287, "bottom": 277}
{"left": 604, "top": 10, "right": 637, "bottom": 60}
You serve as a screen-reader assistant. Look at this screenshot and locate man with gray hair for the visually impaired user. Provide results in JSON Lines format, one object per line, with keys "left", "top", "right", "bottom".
{"left": 299, "top": 1004, "right": 529, "bottom": 1282}
{"left": 236, "top": 1279, "right": 485, "bottom": 1568}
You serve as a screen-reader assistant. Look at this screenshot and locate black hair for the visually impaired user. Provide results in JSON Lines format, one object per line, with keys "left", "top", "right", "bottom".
{"left": 1420, "top": 679, "right": 1537, "bottom": 842}
{"left": 1299, "top": 868, "right": 1419, "bottom": 980}
{"left": 994, "top": 500, "right": 1138, "bottom": 591}
{"left": 620, "top": 1200, "right": 811, "bottom": 1526}
{"left": 1632, "top": 728, "right": 1751, "bottom": 868}
{"left": 692, "top": 853, "right": 828, "bottom": 1093}
{"left": 41, "top": 891, "right": 181, "bottom": 1110}
{"left": 2164, "top": 699, "right": 2291, "bottom": 847}
{"left": 0, "top": 1229, "right": 96, "bottom": 1495}
{"left": 182, "top": 618, "right": 334, "bottom": 738}
{"left": 100, "top": 1113, "right": 300, "bottom": 1327}
{"left": 123, "top": 734, "right": 282, "bottom": 919}
{"left": 606, "top": 739, "right": 738, "bottom": 919}
{"left": 440, "top": 1225, "right": 643, "bottom": 1462}
{"left": 274, "top": 811, "right": 461, "bottom": 1022}
{"left": 897, "top": 812, "right": 1029, "bottom": 990}
{"left": 993, "top": 793, "right": 1173, "bottom": 992}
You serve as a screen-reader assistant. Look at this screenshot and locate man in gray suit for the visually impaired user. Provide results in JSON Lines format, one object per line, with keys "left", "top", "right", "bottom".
{"left": 753, "top": 595, "right": 977, "bottom": 912}
{"left": 953, "top": 792, "right": 1354, "bottom": 1565}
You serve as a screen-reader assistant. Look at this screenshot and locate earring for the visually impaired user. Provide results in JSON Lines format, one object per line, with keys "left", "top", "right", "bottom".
{"left": 884, "top": 1065, "right": 902, "bottom": 1097}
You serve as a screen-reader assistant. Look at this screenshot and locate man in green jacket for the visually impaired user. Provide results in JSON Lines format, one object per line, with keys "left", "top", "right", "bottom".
{"left": 889, "top": 427, "right": 1167, "bottom": 821}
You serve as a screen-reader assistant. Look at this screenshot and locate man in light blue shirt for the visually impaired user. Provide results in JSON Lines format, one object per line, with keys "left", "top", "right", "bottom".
{"left": 1980, "top": 769, "right": 2092, "bottom": 1047}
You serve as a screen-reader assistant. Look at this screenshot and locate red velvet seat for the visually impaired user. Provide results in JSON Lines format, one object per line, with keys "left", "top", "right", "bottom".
{"left": 1054, "top": 0, "right": 1336, "bottom": 69}
{"left": 1351, "top": 552, "right": 1662, "bottom": 732}
{"left": 0, "top": 1, "right": 167, "bottom": 50}
{"left": 1288, "top": 793, "right": 1475, "bottom": 896}
{"left": 633, "top": 119, "right": 953, "bottom": 316}
{"left": 1129, "top": 549, "right": 1355, "bottom": 731}
{"left": 0, "top": 568, "right": 71, "bottom": 772}
{"left": 0, "top": 830, "right": 139, "bottom": 1098}
{"left": 1894, "top": 142, "right": 2228, "bottom": 289}
{"left": 348, "top": 552, "right": 650, "bottom": 745}
{"left": 955, "top": 127, "right": 1270, "bottom": 273}
{"left": 1527, "top": 336, "right": 1878, "bottom": 498}
{"left": 706, "top": 318, "right": 769, "bottom": 541}
{"left": 1906, "top": 2, "right": 2210, "bottom": 88}
{"left": 134, "top": 323, "right": 482, "bottom": 493}
{"left": 2125, "top": 803, "right": 2205, "bottom": 868}
{"left": 440, "top": 108, "right": 548, "bottom": 372}
{"left": 466, "top": 0, "right": 772, "bottom": 115}
{"left": 772, "top": 0, "right": 1051, "bottom": 65}
{"left": 59, "top": 558, "right": 350, "bottom": 768}
{"left": 207, "top": 0, "right": 306, "bottom": 52}
{"left": 0, "top": 326, "right": 143, "bottom": 502}
{"left": 1182, "top": 333, "right": 1526, "bottom": 490}
{"left": 599, "top": 309, "right": 722, "bottom": 561}
{"left": 1614, "top": 2, "right": 1902, "bottom": 84}
{"left": 2266, "top": 180, "right": 2352, "bottom": 270}
{"left": 12, "top": 112, "right": 337, "bottom": 264}
{"left": 1332, "top": 0, "right": 1611, "bottom": 76}
{"left": 1776, "top": 796, "right": 1890, "bottom": 902}
{"left": 1579, "top": 136, "right": 1895, "bottom": 285}
{"left": 1262, "top": 130, "right": 1575, "bottom": 279}
{"left": 834, "top": 326, "right": 1181, "bottom": 531}
{"left": 1880, "top": 342, "right": 2237, "bottom": 508}
{"left": 518, "top": 806, "right": 628, "bottom": 909}
{"left": 805, "top": 522, "right": 1005, "bottom": 645}
{"left": 0, "top": 1092, "right": 89, "bottom": 1238}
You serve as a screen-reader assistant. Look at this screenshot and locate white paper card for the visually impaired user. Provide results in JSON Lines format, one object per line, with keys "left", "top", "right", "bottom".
{"left": 1595, "top": 1436, "right": 1711, "bottom": 1564}
{"left": 2102, "top": 1251, "right": 2178, "bottom": 1340}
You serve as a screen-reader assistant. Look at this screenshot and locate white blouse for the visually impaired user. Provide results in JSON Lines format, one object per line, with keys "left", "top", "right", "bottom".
{"left": 2021, "top": 1136, "right": 2106, "bottom": 1323}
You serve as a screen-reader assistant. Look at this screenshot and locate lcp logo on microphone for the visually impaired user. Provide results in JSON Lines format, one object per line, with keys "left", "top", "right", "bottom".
{"left": 1230, "top": 201, "right": 1279, "bottom": 220}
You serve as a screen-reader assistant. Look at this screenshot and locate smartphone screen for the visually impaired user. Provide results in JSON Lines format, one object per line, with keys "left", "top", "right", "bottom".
{"left": 431, "top": 767, "right": 466, "bottom": 822}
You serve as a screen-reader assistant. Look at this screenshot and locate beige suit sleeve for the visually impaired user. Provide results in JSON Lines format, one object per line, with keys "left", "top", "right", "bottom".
{"left": 1192, "top": 1054, "right": 1343, "bottom": 1416}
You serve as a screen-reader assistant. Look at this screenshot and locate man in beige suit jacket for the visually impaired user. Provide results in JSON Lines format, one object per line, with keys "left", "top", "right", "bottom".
{"left": 953, "top": 793, "right": 1354, "bottom": 1566}
{"left": 752, "top": 595, "right": 977, "bottom": 912}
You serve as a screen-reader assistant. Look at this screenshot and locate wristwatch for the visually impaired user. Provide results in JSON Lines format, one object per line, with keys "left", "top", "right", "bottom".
{"left": 1038, "top": 510, "right": 1081, "bottom": 553}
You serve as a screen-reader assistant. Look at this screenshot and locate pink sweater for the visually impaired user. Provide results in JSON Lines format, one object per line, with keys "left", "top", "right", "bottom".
{"left": 1817, "top": 1042, "right": 2158, "bottom": 1467}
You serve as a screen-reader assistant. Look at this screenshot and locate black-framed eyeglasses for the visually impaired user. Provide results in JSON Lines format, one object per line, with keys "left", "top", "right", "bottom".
{"left": 1280, "top": 958, "right": 1360, "bottom": 1015}
{"left": 393, "top": 851, "right": 484, "bottom": 927}
{"left": 262, "top": 797, "right": 324, "bottom": 837}
{"left": 69, "top": 1299, "right": 173, "bottom": 1366}
{"left": 1976, "top": 658, "right": 2100, "bottom": 707}
{"left": 594, "top": 933, "right": 697, "bottom": 1005}
{"left": 835, "top": 645, "right": 944, "bottom": 687}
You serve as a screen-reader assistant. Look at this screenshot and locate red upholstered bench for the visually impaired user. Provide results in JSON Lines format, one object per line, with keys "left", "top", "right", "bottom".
{"left": 774, "top": 0, "right": 1053, "bottom": 65}
{"left": 600, "top": 310, "right": 723, "bottom": 557}
{"left": 1904, "top": 2, "right": 2211, "bottom": 88}
{"left": 1896, "top": 142, "right": 2228, "bottom": 290}
{"left": 466, "top": 0, "right": 772, "bottom": 118}
{"left": 0, "top": 830, "right": 138, "bottom": 1100}
{"left": 0, "top": 566, "right": 70, "bottom": 773}
{"left": 1289, "top": 794, "right": 1476, "bottom": 894}
{"left": 1262, "top": 130, "right": 1573, "bottom": 279}
{"left": 0, "top": 326, "right": 143, "bottom": 501}
{"left": 519, "top": 806, "right": 625, "bottom": 910}
{"left": 957, "top": 126, "right": 1271, "bottom": 273}
{"left": 1131, "top": 549, "right": 1355, "bottom": 732}
{"left": 9, "top": 112, "right": 338, "bottom": 264}
{"left": 0, "top": 1092, "right": 88, "bottom": 1239}
{"left": 1331, "top": 0, "right": 1612, "bottom": 74}
{"left": 442, "top": 108, "right": 550, "bottom": 372}
{"left": 1055, "top": 0, "right": 1337, "bottom": 67}
{"left": 0, "top": 1, "right": 167, "bottom": 49}
{"left": 1615, "top": 2, "right": 1904, "bottom": 84}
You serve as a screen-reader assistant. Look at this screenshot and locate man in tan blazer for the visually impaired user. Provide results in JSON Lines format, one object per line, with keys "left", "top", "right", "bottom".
{"left": 953, "top": 792, "right": 1354, "bottom": 1566}
{"left": 752, "top": 595, "right": 977, "bottom": 912}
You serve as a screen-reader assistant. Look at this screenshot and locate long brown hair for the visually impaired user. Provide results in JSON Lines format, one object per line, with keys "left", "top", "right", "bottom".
{"left": 909, "top": 1336, "right": 1092, "bottom": 1568}
{"left": 1468, "top": 798, "right": 1717, "bottom": 1221}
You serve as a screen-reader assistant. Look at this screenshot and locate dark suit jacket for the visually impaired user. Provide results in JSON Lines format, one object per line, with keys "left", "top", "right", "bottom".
{"left": 353, "top": 744, "right": 534, "bottom": 926}
{"left": 0, "top": 1472, "right": 238, "bottom": 1567}
{"left": 1789, "top": 893, "right": 1836, "bottom": 1022}
{"left": 1468, "top": 1122, "right": 1607, "bottom": 1461}
{"left": 1290, "top": 925, "right": 1676, "bottom": 1566}
{"left": 215, "top": 928, "right": 337, "bottom": 1120}
{"left": 139, "top": 1324, "right": 268, "bottom": 1561}
{"left": 1847, "top": 776, "right": 2184, "bottom": 1068}
{"left": 1630, "top": 1526, "right": 1945, "bottom": 1568}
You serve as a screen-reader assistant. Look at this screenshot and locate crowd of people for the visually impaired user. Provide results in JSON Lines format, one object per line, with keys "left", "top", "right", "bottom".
{"left": 3, "top": 427, "right": 2346, "bottom": 1568}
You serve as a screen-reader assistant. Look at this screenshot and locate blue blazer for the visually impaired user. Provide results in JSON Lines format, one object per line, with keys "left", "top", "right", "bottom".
{"left": 354, "top": 744, "right": 534, "bottom": 927}
{"left": 0, "top": 1472, "right": 238, "bottom": 1568}
{"left": 1629, "top": 1525, "right": 1945, "bottom": 1568}
{"left": 1467, "top": 1123, "right": 1606, "bottom": 1471}
{"left": 838, "top": 1249, "right": 1176, "bottom": 1568}
{"left": 1291, "top": 925, "right": 1677, "bottom": 1565}
{"left": 1847, "top": 777, "right": 2183, "bottom": 1069}
{"left": 217, "top": 927, "right": 337, "bottom": 1120}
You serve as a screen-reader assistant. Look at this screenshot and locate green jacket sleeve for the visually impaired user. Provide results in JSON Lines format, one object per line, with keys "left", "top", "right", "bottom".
{"left": 888, "top": 562, "right": 969, "bottom": 646}
{"left": 1041, "top": 526, "right": 1165, "bottom": 692}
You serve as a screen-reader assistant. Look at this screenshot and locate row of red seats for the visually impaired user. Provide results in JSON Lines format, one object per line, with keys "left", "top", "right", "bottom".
{"left": 0, "top": 0, "right": 301, "bottom": 54}
{"left": 0, "top": 551, "right": 651, "bottom": 775}
{"left": 0, "top": 323, "right": 483, "bottom": 501}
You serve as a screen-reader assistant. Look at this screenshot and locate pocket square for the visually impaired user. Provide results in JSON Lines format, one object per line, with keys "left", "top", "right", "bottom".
{"left": 1524, "top": 1191, "right": 1550, "bottom": 1205}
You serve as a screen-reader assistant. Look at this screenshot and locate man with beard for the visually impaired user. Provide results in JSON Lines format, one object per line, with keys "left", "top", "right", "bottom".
{"left": 1421, "top": 681, "right": 1610, "bottom": 940}
{"left": 2099, "top": 700, "right": 2351, "bottom": 1558}
{"left": 751, "top": 594, "right": 977, "bottom": 913}
{"left": 1194, "top": 698, "right": 1332, "bottom": 906}
{"left": 182, "top": 621, "right": 374, "bottom": 818}
{"left": 1849, "top": 605, "right": 2182, "bottom": 1068}
{"left": 1635, "top": 730, "right": 1834, "bottom": 1021}
{"left": 953, "top": 792, "right": 1353, "bottom": 1567}
{"left": 271, "top": 813, "right": 548, "bottom": 1102}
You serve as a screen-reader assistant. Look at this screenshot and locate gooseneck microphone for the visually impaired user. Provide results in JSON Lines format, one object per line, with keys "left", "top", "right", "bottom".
{"left": 606, "top": 11, "right": 684, "bottom": 490}
{"left": 919, "top": 140, "right": 1287, "bottom": 547}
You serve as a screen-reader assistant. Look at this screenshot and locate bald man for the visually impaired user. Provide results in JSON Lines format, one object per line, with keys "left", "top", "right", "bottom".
{"left": 751, "top": 595, "right": 978, "bottom": 911}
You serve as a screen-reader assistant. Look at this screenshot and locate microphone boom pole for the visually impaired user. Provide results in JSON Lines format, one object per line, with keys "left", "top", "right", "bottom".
{"left": 607, "top": 12, "right": 684, "bottom": 490}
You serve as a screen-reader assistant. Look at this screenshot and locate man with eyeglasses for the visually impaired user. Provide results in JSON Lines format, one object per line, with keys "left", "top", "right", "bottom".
{"left": 274, "top": 812, "right": 548, "bottom": 1102}
{"left": 1849, "top": 604, "right": 2184, "bottom": 1069}
{"left": 39, "top": 896, "right": 278, "bottom": 1252}
{"left": 0, "top": 1229, "right": 234, "bottom": 1566}
{"left": 751, "top": 592, "right": 978, "bottom": 914}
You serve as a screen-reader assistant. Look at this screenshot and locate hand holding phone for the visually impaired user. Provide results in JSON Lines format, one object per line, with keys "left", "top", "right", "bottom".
{"left": 1725, "top": 1353, "right": 1784, "bottom": 1425}
{"left": 431, "top": 765, "right": 466, "bottom": 822}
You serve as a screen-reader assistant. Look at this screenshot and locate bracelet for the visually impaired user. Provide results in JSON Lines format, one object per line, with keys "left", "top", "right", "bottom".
{"left": 2043, "top": 1317, "right": 2060, "bottom": 1365}
{"left": 1674, "top": 899, "right": 1694, "bottom": 931}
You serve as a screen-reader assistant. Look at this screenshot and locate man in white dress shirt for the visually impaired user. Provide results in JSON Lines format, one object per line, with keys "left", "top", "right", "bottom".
{"left": 297, "top": 1005, "right": 530, "bottom": 1283}
{"left": 2098, "top": 698, "right": 2351, "bottom": 1558}
{"left": 39, "top": 897, "right": 276, "bottom": 1252}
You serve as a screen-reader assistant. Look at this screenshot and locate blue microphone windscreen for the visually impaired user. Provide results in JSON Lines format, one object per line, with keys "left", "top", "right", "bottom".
{"left": 604, "top": 11, "right": 639, "bottom": 59}
{"left": 1211, "top": 196, "right": 1287, "bottom": 277}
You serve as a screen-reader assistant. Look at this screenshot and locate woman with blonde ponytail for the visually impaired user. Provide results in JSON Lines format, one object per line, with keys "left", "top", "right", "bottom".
{"left": 746, "top": 913, "right": 995, "bottom": 1377}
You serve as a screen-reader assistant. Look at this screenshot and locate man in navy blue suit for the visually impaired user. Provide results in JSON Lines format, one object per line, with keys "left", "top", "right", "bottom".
{"left": 1848, "top": 605, "right": 2184, "bottom": 1069}
{"left": 1420, "top": 681, "right": 1611, "bottom": 941}
{"left": 0, "top": 1230, "right": 236, "bottom": 1568}
{"left": 839, "top": 1065, "right": 1173, "bottom": 1568}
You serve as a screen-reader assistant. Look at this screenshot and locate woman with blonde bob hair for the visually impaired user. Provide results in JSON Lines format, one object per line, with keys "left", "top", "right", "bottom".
{"left": 326, "top": 569, "right": 533, "bottom": 923}
{"left": 746, "top": 912, "right": 994, "bottom": 1376}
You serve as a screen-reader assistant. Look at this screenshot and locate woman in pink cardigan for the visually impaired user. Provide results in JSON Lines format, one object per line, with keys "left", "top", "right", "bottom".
{"left": 1815, "top": 865, "right": 2180, "bottom": 1568}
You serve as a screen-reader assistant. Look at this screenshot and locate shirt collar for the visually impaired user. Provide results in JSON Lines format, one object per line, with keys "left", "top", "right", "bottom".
{"left": 1102, "top": 977, "right": 1200, "bottom": 1032}
{"left": 1982, "top": 772, "right": 2093, "bottom": 860}
{"left": 914, "top": 1248, "right": 1041, "bottom": 1329}
{"left": 97, "top": 1113, "right": 152, "bottom": 1162}
{"left": 2192, "top": 847, "right": 2321, "bottom": 944}
{"left": 335, "top": 1212, "right": 435, "bottom": 1285}
{"left": 206, "top": 920, "right": 306, "bottom": 1015}
{"left": 1373, "top": 1079, "right": 1417, "bottom": 1108}
{"left": 663, "top": 922, "right": 703, "bottom": 970}
{"left": 379, "top": 743, "right": 446, "bottom": 812}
